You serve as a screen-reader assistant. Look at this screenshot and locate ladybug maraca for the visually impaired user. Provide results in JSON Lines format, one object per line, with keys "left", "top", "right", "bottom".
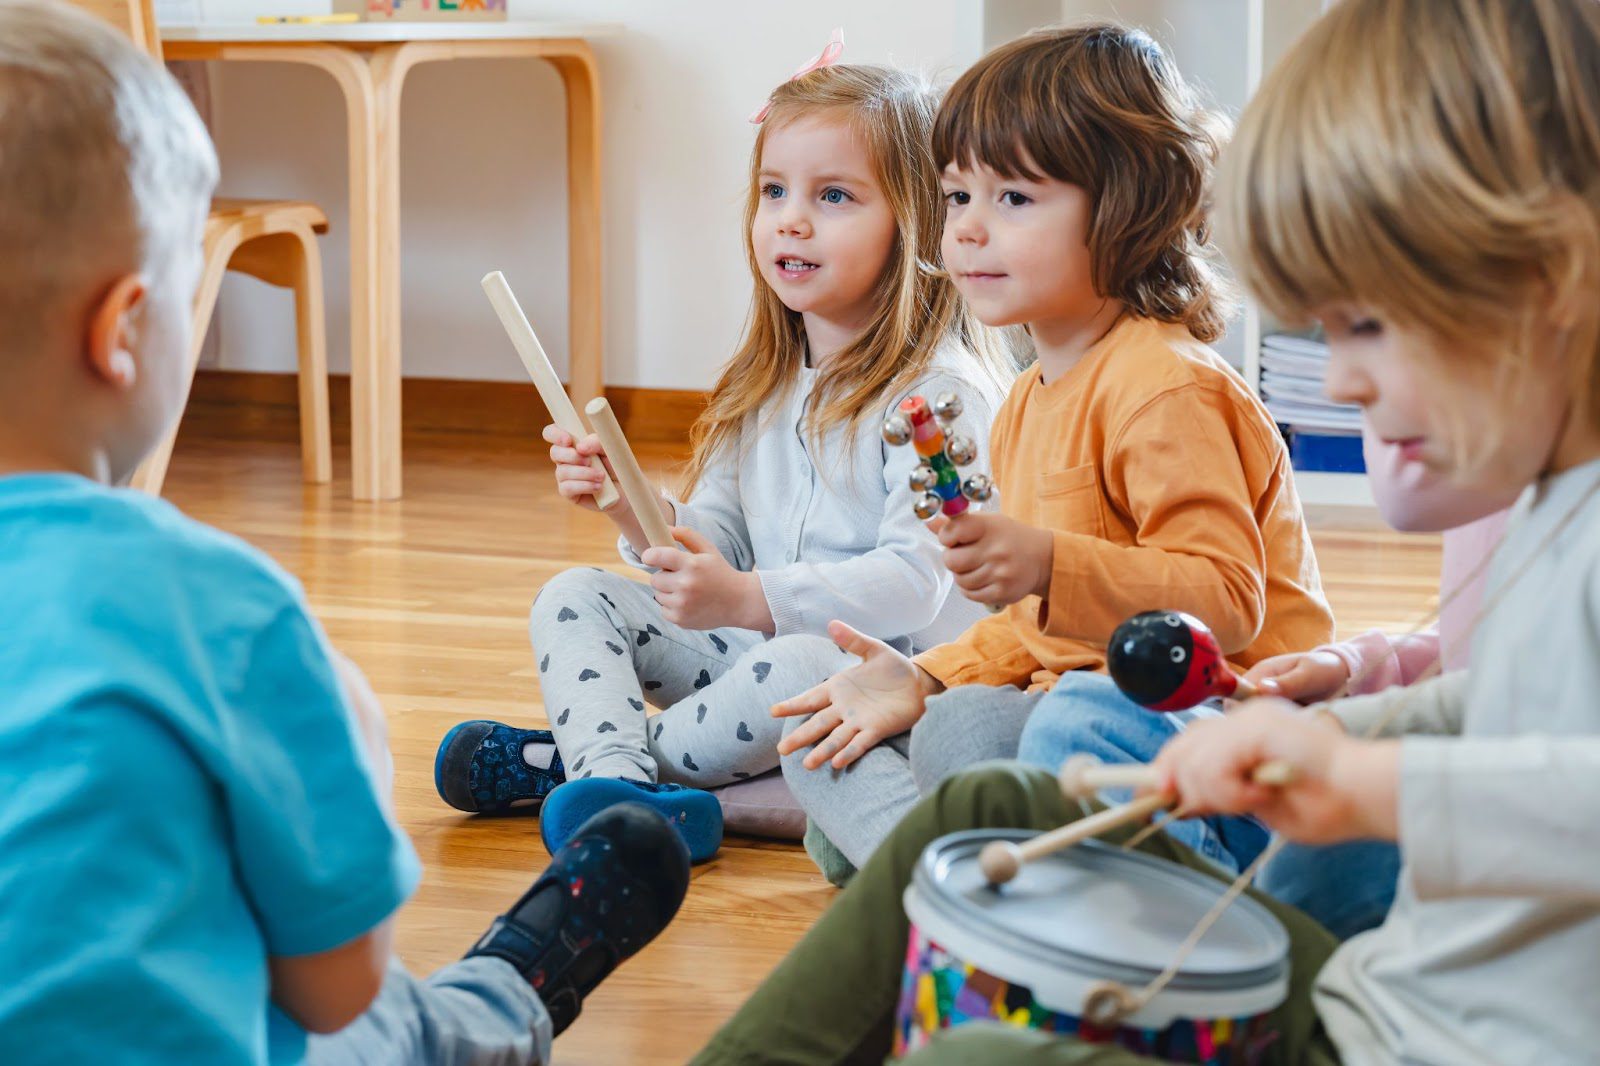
{"left": 1106, "top": 610, "right": 1258, "bottom": 712}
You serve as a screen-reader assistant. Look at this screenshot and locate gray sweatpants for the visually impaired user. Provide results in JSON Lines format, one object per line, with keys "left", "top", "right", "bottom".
{"left": 306, "top": 956, "right": 549, "bottom": 1065}
{"left": 530, "top": 568, "right": 851, "bottom": 786}
{"left": 779, "top": 683, "right": 1042, "bottom": 867}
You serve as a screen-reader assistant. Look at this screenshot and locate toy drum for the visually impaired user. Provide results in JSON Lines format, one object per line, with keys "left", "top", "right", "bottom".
{"left": 896, "top": 831, "right": 1289, "bottom": 1064}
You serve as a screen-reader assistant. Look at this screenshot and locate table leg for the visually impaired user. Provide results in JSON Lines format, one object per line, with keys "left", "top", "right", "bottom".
{"left": 548, "top": 44, "right": 604, "bottom": 410}
{"left": 356, "top": 45, "right": 407, "bottom": 502}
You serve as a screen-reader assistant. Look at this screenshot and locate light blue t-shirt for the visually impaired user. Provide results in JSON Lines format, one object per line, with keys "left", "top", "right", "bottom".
{"left": 0, "top": 474, "right": 421, "bottom": 1065}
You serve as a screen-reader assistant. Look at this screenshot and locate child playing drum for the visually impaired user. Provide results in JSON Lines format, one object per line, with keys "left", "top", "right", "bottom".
{"left": 691, "top": 0, "right": 1600, "bottom": 1061}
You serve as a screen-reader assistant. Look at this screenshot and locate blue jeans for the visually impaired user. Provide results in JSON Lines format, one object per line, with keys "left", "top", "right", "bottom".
{"left": 1017, "top": 673, "right": 1270, "bottom": 875}
{"left": 305, "top": 956, "right": 551, "bottom": 1065}
{"left": 1256, "top": 840, "right": 1401, "bottom": 941}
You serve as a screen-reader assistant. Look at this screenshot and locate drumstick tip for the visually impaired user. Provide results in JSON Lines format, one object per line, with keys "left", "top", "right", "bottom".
{"left": 979, "top": 840, "right": 1022, "bottom": 886}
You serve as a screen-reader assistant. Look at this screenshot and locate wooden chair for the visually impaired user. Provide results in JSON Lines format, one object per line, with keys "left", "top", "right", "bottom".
{"left": 61, "top": 0, "right": 332, "bottom": 494}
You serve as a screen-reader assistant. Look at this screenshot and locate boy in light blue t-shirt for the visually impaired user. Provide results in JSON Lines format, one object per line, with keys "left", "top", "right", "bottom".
{"left": 0, "top": 4, "right": 688, "bottom": 1064}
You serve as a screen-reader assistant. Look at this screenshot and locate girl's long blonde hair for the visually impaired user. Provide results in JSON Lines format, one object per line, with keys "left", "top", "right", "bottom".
{"left": 1217, "top": 0, "right": 1600, "bottom": 445}
{"left": 681, "top": 64, "right": 1014, "bottom": 494}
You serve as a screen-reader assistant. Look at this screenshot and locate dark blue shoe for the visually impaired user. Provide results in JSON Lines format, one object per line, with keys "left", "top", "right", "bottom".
{"left": 468, "top": 803, "right": 690, "bottom": 1037}
{"left": 541, "top": 777, "right": 722, "bottom": 864}
{"left": 435, "top": 720, "right": 565, "bottom": 813}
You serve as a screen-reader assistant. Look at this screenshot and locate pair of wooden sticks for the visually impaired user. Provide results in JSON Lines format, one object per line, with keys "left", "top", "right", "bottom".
{"left": 978, "top": 754, "right": 1296, "bottom": 885}
{"left": 481, "top": 271, "right": 675, "bottom": 551}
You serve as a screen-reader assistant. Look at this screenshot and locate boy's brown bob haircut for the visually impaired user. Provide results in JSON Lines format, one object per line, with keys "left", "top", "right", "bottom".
{"left": 933, "top": 23, "right": 1233, "bottom": 342}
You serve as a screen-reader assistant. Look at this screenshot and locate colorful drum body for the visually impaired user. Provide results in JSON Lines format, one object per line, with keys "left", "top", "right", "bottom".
{"left": 895, "top": 831, "right": 1289, "bottom": 1064}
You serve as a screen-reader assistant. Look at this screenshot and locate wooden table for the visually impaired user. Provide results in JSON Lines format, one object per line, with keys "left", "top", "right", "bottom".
{"left": 163, "top": 21, "right": 620, "bottom": 500}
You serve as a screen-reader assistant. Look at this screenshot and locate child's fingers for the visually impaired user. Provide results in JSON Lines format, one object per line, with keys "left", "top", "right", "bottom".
{"left": 779, "top": 706, "right": 841, "bottom": 755}
{"left": 671, "top": 526, "right": 717, "bottom": 556}
{"left": 642, "top": 547, "right": 687, "bottom": 571}
{"left": 825, "top": 620, "right": 881, "bottom": 660}
{"left": 555, "top": 461, "right": 604, "bottom": 483}
{"left": 831, "top": 726, "right": 880, "bottom": 769}
{"left": 1259, "top": 661, "right": 1315, "bottom": 699}
{"left": 936, "top": 512, "right": 983, "bottom": 548}
{"left": 942, "top": 544, "right": 982, "bottom": 575}
{"left": 950, "top": 561, "right": 995, "bottom": 591}
{"left": 772, "top": 685, "right": 832, "bottom": 719}
{"left": 542, "top": 424, "right": 574, "bottom": 447}
{"left": 574, "top": 433, "right": 606, "bottom": 458}
{"left": 804, "top": 722, "right": 859, "bottom": 770}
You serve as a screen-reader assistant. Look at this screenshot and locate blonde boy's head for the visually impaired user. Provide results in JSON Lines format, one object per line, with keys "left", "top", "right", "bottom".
{"left": 0, "top": 0, "right": 218, "bottom": 480}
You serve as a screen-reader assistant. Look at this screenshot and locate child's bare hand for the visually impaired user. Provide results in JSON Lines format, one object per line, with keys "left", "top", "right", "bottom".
{"left": 773, "top": 621, "right": 942, "bottom": 770}
{"left": 1244, "top": 650, "right": 1351, "bottom": 703}
{"left": 1147, "top": 699, "right": 1397, "bottom": 845}
{"left": 933, "top": 512, "right": 1053, "bottom": 607}
{"left": 642, "top": 527, "right": 769, "bottom": 632}
{"left": 543, "top": 424, "right": 625, "bottom": 514}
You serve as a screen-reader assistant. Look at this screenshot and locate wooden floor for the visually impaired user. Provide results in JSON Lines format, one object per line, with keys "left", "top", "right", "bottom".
{"left": 161, "top": 421, "right": 1441, "bottom": 1065}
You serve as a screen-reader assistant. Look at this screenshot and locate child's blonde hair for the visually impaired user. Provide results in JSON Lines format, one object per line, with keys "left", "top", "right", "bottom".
{"left": 932, "top": 23, "right": 1236, "bottom": 344}
{"left": 682, "top": 64, "right": 1013, "bottom": 493}
{"left": 0, "top": 0, "right": 218, "bottom": 357}
{"left": 1218, "top": 0, "right": 1600, "bottom": 439}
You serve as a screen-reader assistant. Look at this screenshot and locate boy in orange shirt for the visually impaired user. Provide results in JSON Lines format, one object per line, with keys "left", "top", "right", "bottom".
{"left": 774, "top": 23, "right": 1333, "bottom": 874}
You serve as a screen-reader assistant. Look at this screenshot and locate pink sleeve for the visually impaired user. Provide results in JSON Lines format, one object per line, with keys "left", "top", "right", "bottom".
{"left": 1319, "top": 629, "right": 1442, "bottom": 695}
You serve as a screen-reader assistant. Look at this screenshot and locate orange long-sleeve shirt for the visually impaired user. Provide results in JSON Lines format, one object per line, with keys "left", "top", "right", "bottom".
{"left": 915, "top": 315, "right": 1334, "bottom": 692}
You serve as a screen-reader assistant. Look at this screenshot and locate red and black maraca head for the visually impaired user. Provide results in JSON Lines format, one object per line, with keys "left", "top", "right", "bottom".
{"left": 1106, "top": 610, "right": 1236, "bottom": 711}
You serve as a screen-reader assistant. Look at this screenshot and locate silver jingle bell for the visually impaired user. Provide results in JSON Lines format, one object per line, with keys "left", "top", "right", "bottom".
{"left": 909, "top": 464, "right": 939, "bottom": 492}
{"left": 944, "top": 432, "right": 978, "bottom": 467}
{"left": 882, "top": 413, "right": 913, "bottom": 447}
{"left": 913, "top": 492, "right": 944, "bottom": 520}
{"left": 932, "top": 392, "right": 963, "bottom": 423}
{"left": 961, "top": 472, "right": 994, "bottom": 502}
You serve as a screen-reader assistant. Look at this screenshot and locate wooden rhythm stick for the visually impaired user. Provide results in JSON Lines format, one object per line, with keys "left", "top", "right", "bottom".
{"left": 1056, "top": 753, "right": 1295, "bottom": 798}
{"left": 978, "top": 755, "right": 1298, "bottom": 886}
{"left": 979, "top": 793, "right": 1173, "bottom": 886}
{"left": 481, "top": 271, "right": 620, "bottom": 511}
{"left": 584, "top": 397, "right": 675, "bottom": 550}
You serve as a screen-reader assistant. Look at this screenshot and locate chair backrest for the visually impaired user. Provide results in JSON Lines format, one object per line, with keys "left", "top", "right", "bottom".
{"left": 56, "top": 0, "right": 162, "bottom": 60}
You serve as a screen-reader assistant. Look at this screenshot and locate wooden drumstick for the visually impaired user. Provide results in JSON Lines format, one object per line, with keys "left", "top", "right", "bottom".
{"left": 585, "top": 397, "right": 675, "bottom": 550}
{"left": 979, "top": 792, "right": 1173, "bottom": 886}
{"left": 1057, "top": 754, "right": 1296, "bottom": 799}
{"left": 481, "top": 271, "right": 620, "bottom": 511}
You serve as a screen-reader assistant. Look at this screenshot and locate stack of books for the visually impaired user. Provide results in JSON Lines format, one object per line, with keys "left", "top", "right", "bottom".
{"left": 1259, "top": 331, "right": 1365, "bottom": 474}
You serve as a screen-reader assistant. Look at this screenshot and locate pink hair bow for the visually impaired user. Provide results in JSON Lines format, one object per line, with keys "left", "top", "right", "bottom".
{"left": 749, "top": 28, "right": 846, "bottom": 124}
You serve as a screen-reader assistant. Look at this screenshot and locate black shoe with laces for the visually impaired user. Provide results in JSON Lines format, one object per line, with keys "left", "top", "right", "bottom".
{"left": 466, "top": 803, "right": 691, "bottom": 1036}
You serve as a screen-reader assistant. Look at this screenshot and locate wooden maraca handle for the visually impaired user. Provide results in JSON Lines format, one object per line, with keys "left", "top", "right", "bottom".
{"left": 1057, "top": 754, "right": 1295, "bottom": 798}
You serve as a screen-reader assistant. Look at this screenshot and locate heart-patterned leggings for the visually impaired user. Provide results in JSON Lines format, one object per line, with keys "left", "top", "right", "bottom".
{"left": 529, "top": 567, "right": 851, "bottom": 786}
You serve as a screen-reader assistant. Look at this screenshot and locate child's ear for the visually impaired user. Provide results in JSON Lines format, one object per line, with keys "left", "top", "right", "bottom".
{"left": 85, "top": 273, "right": 149, "bottom": 391}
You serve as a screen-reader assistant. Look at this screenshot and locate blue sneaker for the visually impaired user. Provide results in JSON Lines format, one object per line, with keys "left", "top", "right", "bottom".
{"left": 541, "top": 778, "right": 723, "bottom": 864}
{"left": 435, "top": 720, "right": 565, "bottom": 813}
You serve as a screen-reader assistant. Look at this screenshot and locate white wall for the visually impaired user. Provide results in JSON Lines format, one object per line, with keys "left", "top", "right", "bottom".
{"left": 207, "top": 1, "right": 970, "bottom": 388}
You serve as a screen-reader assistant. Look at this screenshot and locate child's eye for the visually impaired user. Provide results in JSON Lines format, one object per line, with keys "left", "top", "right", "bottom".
{"left": 761, "top": 182, "right": 785, "bottom": 200}
{"left": 1001, "top": 191, "right": 1031, "bottom": 207}
{"left": 944, "top": 190, "right": 970, "bottom": 206}
{"left": 1349, "top": 318, "right": 1384, "bottom": 337}
{"left": 821, "top": 187, "right": 852, "bottom": 205}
